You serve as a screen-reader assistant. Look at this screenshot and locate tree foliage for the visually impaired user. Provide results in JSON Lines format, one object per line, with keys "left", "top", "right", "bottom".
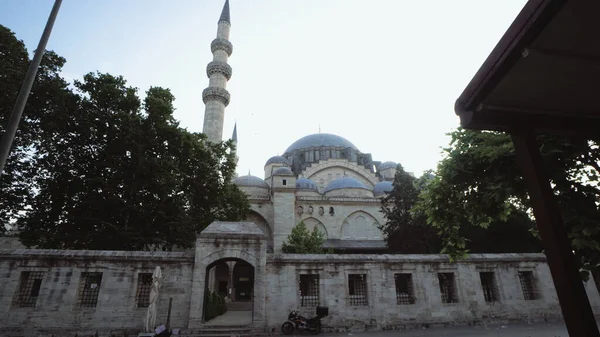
{"left": 1, "top": 25, "right": 249, "bottom": 250}
{"left": 415, "top": 128, "right": 598, "bottom": 272}
{"left": 282, "top": 221, "right": 328, "bottom": 254}
{"left": 379, "top": 166, "right": 440, "bottom": 253}
{"left": 0, "top": 25, "right": 71, "bottom": 232}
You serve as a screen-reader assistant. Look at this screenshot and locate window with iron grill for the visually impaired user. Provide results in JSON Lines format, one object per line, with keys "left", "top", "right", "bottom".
{"left": 438, "top": 273, "right": 458, "bottom": 303}
{"left": 394, "top": 273, "right": 415, "bottom": 305}
{"left": 518, "top": 271, "right": 538, "bottom": 300}
{"left": 13, "top": 271, "right": 44, "bottom": 307}
{"left": 479, "top": 272, "right": 499, "bottom": 303}
{"left": 77, "top": 272, "right": 103, "bottom": 308}
{"left": 299, "top": 274, "right": 319, "bottom": 307}
{"left": 136, "top": 273, "right": 153, "bottom": 308}
{"left": 348, "top": 274, "right": 368, "bottom": 306}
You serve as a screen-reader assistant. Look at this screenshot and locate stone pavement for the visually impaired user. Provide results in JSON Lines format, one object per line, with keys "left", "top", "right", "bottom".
{"left": 204, "top": 310, "right": 253, "bottom": 326}
{"left": 317, "top": 322, "right": 572, "bottom": 337}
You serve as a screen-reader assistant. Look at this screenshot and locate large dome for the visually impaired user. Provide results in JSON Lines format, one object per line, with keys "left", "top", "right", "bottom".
{"left": 273, "top": 167, "right": 294, "bottom": 176}
{"left": 296, "top": 178, "right": 318, "bottom": 191}
{"left": 373, "top": 181, "right": 393, "bottom": 196}
{"left": 378, "top": 161, "right": 398, "bottom": 170}
{"left": 284, "top": 133, "right": 359, "bottom": 155}
{"left": 265, "top": 155, "right": 289, "bottom": 167}
{"left": 232, "top": 175, "right": 269, "bottom": 189}
{"left": 324, "top": 177, "right": 369, "bottom": 193}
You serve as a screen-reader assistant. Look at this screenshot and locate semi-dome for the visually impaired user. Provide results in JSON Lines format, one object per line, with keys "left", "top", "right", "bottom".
{"left": 373, "top": 181, "right": 393, "bottom": 196}
{"left": 284, "top": 133, "right": 359, "bottom": 154}
{"left": 272, "top": 167, "right": 294, "bottom": 176}
{"left": 378, "top": 161, "right": 398, "bottom": 170}
{"left": 265, "top": 155, "right": 289, "bottom": 167}
{"left": 296, "top": 178, "right": 318, "bottom": 191}
{"left": 324, "top": 177, "right": 369, "bottom": 193}
{"left": 233, "top": 175, "right": 269, "bottom": 188}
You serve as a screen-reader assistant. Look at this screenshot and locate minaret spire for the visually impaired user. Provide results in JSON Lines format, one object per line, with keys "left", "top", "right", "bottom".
{"left": 219, "top": 0, "right": 230, "bottom": 24}
{"left": 232, "top": 122, "right": 237, "bottom": 143}
{"left": 202, "top": 0, "right": 233, "bottom": 143}
{"left": 231, "top": 122, "right": 239, "bottom": 178}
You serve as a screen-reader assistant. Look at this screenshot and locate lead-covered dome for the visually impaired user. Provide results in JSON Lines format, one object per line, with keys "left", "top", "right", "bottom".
{"left": 296, "top": 178, "right": 318, "bottom": 191}
{"left": 373, "top": 181, "right": 393, "bottom": 196}
{"left": 265, "top": 155, "right": 289, "bottom": 167}
{"left": 273, "top": 167, "right": 294, "bottom": 176}
{"left": 324, "top": 177, "right": 369, "bottom": 193}
{"left": 233, "top": 175, "right": 269, "bottom": 189}
{"left": 284, "top": 133, "right": 359, "bottom": 154}
{"left": 378, "top": 161, "right": 398, "bottom": 170}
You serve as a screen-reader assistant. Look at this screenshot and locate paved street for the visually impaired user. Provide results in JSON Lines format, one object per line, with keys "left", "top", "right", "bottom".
{"left": 318, "top": 322, "right": 571, "bottom": 337}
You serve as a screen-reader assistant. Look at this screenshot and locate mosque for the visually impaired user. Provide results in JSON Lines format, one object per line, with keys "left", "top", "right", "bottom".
{"left": 201, "top": 0, "right": 407, "bottom": 254}
{"left": 0, "top": 2, "right": 598, "bottom": 336}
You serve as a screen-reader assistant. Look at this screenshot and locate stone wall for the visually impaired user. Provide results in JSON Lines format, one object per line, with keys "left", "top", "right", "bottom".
{"left": 264, "top": 253, "right": 600, "bottom": 331}
{"left": 2, "top": 245, "right": 600, "bottom": 336}
{"left": 0, "top": 249, "right": 194, "bottom": 336}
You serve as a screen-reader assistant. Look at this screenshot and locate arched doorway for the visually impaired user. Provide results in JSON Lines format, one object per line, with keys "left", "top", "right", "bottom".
{"left": 203, "top": 258, "right": 255, "bottom": 324}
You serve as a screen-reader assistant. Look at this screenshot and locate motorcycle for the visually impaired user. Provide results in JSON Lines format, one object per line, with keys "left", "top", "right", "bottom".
{"left": 281, "top": 306, "right": 328, "bottom": 335}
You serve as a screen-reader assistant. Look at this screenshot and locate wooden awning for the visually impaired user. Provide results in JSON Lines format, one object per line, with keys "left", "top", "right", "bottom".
{"left": 455, "top": 0, "right": 600, "bottom": 136}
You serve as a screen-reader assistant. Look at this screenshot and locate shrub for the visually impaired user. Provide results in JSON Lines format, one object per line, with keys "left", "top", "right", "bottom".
{"left": 204, "top": 291, "right": 227, "bottom": 321}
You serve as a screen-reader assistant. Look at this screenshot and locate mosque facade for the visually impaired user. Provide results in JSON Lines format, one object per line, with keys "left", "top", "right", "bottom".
{"left": 232, "top": 132, "right": 404, "bottom": 254}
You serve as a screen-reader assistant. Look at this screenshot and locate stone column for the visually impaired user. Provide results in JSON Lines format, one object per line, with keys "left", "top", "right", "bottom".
{"left": 226, "top": 261, "right": 237, "bottom": 301}
{"left": 207, "top": 266, "right": 216, "bottom": 293}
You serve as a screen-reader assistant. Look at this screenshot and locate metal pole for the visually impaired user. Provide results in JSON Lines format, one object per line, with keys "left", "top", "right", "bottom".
{"left": 166, "top": 297, "right": 173, "bottom": 329}
{"left": 0, "top": 0, "right": 63, "bottom": 175}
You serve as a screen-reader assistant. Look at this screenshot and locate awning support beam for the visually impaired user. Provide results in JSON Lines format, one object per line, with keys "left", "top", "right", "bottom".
{"left": 511, "top": 129, "right": 600, "bottom": 337}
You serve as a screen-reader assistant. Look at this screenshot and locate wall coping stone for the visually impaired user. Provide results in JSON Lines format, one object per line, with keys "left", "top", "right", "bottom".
{"left": 268, "top": 253, "right": 547, "bottom": 263}
{"left": 200, "top": 221, "right": 266, "bottom": 238}
{"left": 0, "top": 249, "right": 194, "bottom": 262}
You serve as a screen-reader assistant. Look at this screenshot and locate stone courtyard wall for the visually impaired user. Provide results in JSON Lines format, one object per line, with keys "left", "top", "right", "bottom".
{"left": 0, "top": 249, "right": 194, "bottom": 336}
{"left": 2, "top": 247, "right": 600, "bottom": 336}
{"left": 264, "top": 253, "right": 600, "bottom": 331}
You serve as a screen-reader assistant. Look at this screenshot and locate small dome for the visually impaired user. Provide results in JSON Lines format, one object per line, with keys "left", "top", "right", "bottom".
{"left": 324, "top": 177, "right": 369, "bottom": 193}
{"left": 378, "top": 161, "right": 398, "bottom": 170}
{"left": 284, "top": 133, "right": 359, "bottom": 154}
{"left": 296, "top": 178, "right": 318, "bottom": 191}
{"left": 373, "top": 181, "right": 393, "bottom": 196}
{"left": 265, "top": 155, "right": 289, "bottom": 167}
{"left": 273, "top": 167, "right": 294, "bottom": 176}
{"left": 233, "top": 175, "right": 269, "bottom": 188}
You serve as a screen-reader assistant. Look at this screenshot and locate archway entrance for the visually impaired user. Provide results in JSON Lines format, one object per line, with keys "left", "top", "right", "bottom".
{"left": 203, "top": 258, "right": 254, "bottom": 325}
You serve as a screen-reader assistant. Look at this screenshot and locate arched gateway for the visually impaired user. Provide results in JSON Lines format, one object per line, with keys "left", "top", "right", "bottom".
{"left": 188, "top": 222, "right": 267, "bottom": 328}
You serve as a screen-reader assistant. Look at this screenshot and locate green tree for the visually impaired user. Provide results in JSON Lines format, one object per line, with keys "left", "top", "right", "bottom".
{"left": 15, "top": 71, "right": 249, "bottom": 250}
{"left": 282, "top": 221, "right": 328, "bottom": 254}
{"left": 379, "top": 166, "right": 439, "bottom": 253}
{"left": 0, "top": 25, "right": 73, "bottom": 232}
{"left": 415, "top": 128, "right": 597, "bottom": 273}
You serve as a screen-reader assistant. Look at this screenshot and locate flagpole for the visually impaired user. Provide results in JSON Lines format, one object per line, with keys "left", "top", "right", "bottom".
{"left": 0, "top": 0, "right": 63, "bottom": 175}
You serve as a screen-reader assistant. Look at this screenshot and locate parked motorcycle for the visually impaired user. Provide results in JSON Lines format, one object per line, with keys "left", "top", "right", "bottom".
{"left": 281, "top": 306, "right": 329, "bottom": 335}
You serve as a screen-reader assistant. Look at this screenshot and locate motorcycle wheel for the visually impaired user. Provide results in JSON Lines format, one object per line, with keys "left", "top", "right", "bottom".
{"left": 309, "top": 321, "right": 322, "bottom": 335}
{"left": 281, "top": 322, "right": 295, "bottom": 335}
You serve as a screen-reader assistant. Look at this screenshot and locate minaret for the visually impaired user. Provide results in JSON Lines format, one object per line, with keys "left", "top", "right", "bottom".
{"left": 202, "top": 0, "right": 233, "bottom": 143}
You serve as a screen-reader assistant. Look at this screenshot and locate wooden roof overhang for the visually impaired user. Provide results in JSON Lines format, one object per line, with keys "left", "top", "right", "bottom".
{"left": 455, "top": 0, "right": 600, "bottom": 137}
{"left": 454, "top": 1, "right": 600, "bottom": 335}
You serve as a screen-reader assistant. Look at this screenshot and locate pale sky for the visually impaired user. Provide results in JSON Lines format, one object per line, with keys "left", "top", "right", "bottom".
{"left": 1, "top": 0, "right": 527, "bottom": 177}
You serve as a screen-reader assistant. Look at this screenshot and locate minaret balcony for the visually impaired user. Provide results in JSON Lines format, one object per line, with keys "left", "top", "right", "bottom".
{"left": 202, "top": 87, "right": 231, "bottom": 107}
{"left": 206, "top": 61, "right": 233, "bottom": 81}
{"left": 211, "top": 38, "right": 233, "bottom": 56}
